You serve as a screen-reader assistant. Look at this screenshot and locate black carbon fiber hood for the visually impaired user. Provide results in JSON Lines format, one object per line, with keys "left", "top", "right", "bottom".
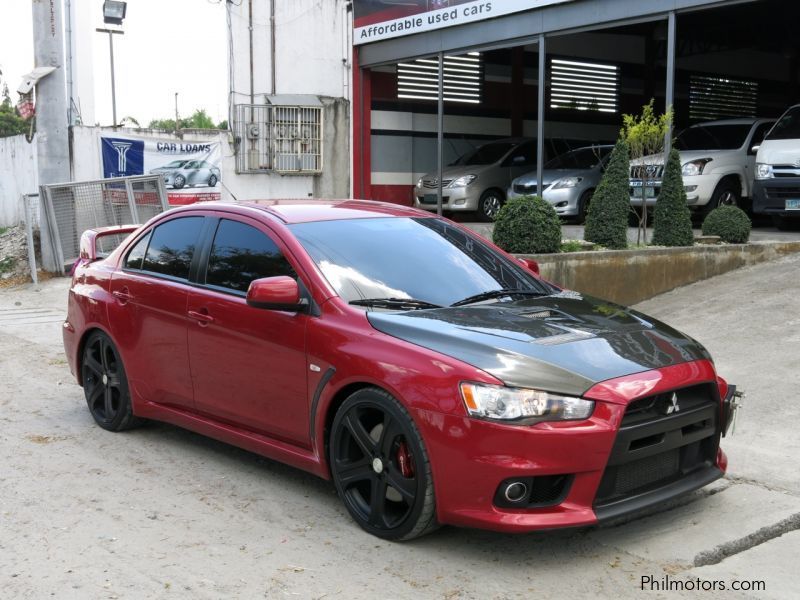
{"left": 367, "top": 292, "right": 711, "bottom": 396}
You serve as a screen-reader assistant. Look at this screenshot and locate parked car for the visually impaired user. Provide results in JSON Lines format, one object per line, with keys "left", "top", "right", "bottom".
{"left": 150, "top": 159, "right": 221, "bottom": 189}
{"left": 629, "top": 118, "right": 774, "bottom": 216}
{"left": 414, "top": 138, "right": 563, "bottom": 221}
{"left": 64, "top": 200, "right": 739, "bottom": 540}
{"left": 753, "top": 104, "right": 800, "bottom": 229}
{"left": 507, "top": 145, "right": 613, "bottom": 222}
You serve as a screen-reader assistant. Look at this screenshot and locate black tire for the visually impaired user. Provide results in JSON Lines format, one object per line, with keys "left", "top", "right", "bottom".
{"left": 81, "top": 331, "right": 144, "bottom": 432}
{"left": 330, "top": 387, "right": 438, "bottom": 541}
{"left": 208, "top": 174, "right": 218, "bottom": 187}
{"left": 172, "top": 174, "right": 186, "bottom": 189}
{"left": 477, "top": 189, "right": 505, "bottom": 222}
{"left": 575, "top": 189, "right": 593, "bottom": 224}
{"left": 705, "top": 181, "right": 740, "bottom": 214}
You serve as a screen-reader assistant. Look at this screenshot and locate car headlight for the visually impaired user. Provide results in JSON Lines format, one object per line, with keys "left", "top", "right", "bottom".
{"left": 551, "top": 176, "right": 582, "bottom": 189}
{"left": 755, "top": 163, "right": 773, "bottom": 180}
{"left": 460, "top": 382, "right": 594, "bottom": 424}
{"left": 450, "top": 175, "right": 477, "bottom": 188}
{"left": 417, "top": 177, "right": 424, "bottom": 188}
{"left": 681, "top": 159, "right": 712, "bottom": 176}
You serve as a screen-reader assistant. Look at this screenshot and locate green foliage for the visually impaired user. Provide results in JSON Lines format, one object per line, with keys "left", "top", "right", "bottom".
{"left": 148, "top": 108, "right": 220, "bottom": 131}
{"left": 702, "top": 205, "right": 751, "bottom": 243}
{"left": 560, "top": 240, "right": 586, "bottom": 253}
{"left": 0, "top": 75, "right": 28, "bottom": 138}
{"left": 492, "top": 195, "right": 562, "bottom": 254}
{"left": 584, "top": 138, "right": 630, "bottom": 249}
{"left": 217, "top": 120, "right": 229, "bottom": 130}
{"left": 652, "top": 148, "right": 694, "bottom": 247}
{"left": 0, "top": 256, "right": 15, "bottom": 274}
{"left": 622, "top": 99, "right": 673, "bottom": 162}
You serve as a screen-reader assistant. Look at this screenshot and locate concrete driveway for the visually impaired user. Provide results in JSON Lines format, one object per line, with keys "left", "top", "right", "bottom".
{"left": 1, "top": 258, "right": 798, "bottom": 599}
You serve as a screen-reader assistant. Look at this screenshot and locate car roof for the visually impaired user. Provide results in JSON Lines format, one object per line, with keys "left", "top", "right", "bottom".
{"left": 173, "top": 199, "right": 431, "bottom": 224}
{"left": 688, "top": 118, "right": 773, "bottom": 127}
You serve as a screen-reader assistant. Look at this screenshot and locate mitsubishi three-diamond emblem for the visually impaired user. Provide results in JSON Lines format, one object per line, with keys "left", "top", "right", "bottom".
{"left": 665, "top": 392, "right": 680, "bottom": 415}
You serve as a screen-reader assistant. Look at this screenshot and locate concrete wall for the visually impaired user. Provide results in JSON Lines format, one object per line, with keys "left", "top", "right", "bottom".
{"left": 521, "top": 241, "right": 800, "bottom": 306}
{"left": 0, "top": 135, "right": 38, "bottom": 227}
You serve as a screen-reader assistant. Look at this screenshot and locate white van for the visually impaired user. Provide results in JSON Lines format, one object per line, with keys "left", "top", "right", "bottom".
{"left": 753, "top": 104, "right": 800, "bottom": 229}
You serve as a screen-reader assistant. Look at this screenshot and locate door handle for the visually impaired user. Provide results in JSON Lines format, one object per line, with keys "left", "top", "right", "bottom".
{"left": 112, "top": 288, "right": 133, "bottom": 304}
{"left": 188, "top": 310, "right": 215, "bottom": 324}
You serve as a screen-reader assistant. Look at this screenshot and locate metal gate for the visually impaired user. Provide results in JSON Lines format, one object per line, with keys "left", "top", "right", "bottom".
{"left": 39, "top": 174, "right": 169, "bottom": 274}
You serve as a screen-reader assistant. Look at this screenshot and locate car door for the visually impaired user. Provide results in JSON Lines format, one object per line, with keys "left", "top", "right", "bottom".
{"left": 186, "top": 216, "right": 310, "bottom": 445}
{"left": 107, "top": 215, "right": 207, "bottom": 410}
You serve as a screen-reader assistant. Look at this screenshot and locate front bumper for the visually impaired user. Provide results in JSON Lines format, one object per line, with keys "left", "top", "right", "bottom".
{"left": 752, "top": 178, "right": 800, "bottom": 216}
{"left": 507, "top": 185, "right": 583, "bottom": 216}
{"left": 414, "top": 185, "right": 480, "bottom": 212}
{"left": 416, "top": 360, "right": 729, "bottom": 532}
{"left": 629, "top": 175, "right": 718, "bottom": 208}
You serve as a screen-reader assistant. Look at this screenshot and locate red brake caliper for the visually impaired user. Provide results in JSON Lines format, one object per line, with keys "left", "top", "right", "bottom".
{"left": 396, "top": 440, "right": 414, "bottom": 478}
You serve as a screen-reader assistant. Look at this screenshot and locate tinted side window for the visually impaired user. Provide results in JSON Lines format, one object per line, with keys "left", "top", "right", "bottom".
{"left": 750, "top": 122, "right": 773, "bottom": 150}
{"left": 124, "top": 231, "right": 151, "bottom": 270}
{"left": 505, "top": 142, "right": 536, "bottom": 166}
{"left": 141, "top": 217, "right": 204, "bottom": 280}
{"left": 206, "top": 219, "right": 296, "bottom": 293}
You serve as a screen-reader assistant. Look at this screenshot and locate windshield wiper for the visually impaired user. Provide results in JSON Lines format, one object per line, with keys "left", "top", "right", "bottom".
{"left": 450, "top": 289, "right": 550, "bottom": 307}
{"left": 349, "top": 298, "right": 443, "bottom": 310}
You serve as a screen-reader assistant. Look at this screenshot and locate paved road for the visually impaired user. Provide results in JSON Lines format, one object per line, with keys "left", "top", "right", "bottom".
{"left": 1, "top": 262, "right": 797, "bottom": 599}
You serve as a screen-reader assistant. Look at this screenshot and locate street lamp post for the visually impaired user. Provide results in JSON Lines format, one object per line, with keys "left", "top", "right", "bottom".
{"left": 95, "top": 28, "right": 124, "bottom": 127}
{"left": 97, "top": 1, "right": 127, "bottom": 128}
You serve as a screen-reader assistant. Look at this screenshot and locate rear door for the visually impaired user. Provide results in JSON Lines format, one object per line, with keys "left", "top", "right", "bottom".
{"left": 502, "top": 142, "right": 538, "bottom": 186}
{"left": 108, "top": 215, "right": 207, "bottom": 410}
{"left": 186, "top": 216, "right": 310, "bottom": 445}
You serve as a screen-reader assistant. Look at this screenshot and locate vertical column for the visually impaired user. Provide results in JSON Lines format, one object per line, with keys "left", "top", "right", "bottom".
{"left": 664, "top": 11, "right": 676, "bottom": 155}
{"left": 536, "top": 35, "right": 546, "bottom": 198}
{"left": 436, "top": 52, "right": 444, "bottom": 216}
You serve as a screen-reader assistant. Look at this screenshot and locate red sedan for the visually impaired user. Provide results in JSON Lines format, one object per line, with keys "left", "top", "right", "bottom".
{"left": 63, "top": 200, "right": 738, "bottom": 540}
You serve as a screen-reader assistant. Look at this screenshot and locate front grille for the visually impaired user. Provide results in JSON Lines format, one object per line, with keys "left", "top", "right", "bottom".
{"left": 514, "top": 183, "right": 538, "bottom": 195}
{"left": 630, "top": 164, "right": 664, "bottom": 179}
{"left": 422, "top": 179, "right": 453, "bottom": 189}
{"left": 594, "top": 384, "right": 719, "bottom": 507}
{"left": 764, "top": 186, "right": 800, "bottom": 199}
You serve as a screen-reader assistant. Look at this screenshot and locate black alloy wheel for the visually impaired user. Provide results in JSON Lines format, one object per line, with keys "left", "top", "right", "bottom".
{"left": 81, "top": 331, "right": 143, "bottom": 432}
{"left": 330, "top": 388, "right": 437, "bottom": 540}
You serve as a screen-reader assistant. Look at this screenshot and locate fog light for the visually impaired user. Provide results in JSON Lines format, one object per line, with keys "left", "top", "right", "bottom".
{"left": 684, "top": 185, "right": 698, "bottom": 193}
{"left": 503, "top": 481, "right": 528, "bottom": 503}
{"left": 453, "top": 198, "right": 466, "bottom": 206}
{"left": 555, "top": 201, "right": 568, "bottom": 208}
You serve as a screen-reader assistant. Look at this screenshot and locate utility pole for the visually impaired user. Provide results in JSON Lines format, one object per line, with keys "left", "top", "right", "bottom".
{"left": 96, "top": 28, "right": 124, "bottom": 127}
{"left": 175, "top": 92, "right": 180, "bottom": 132}
{"left": 32, "top": 0, "right": 71, "bottom": 186}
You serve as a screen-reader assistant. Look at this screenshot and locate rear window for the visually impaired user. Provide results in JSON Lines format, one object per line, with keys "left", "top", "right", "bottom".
{"left": 765, "top": 106, "right": 800, "bottom": 141}
{"left": 141, "top": 216, "right": 204, "bottom": 280}
{"left": 452, "top": 142, "right": 516, "bottom": 166}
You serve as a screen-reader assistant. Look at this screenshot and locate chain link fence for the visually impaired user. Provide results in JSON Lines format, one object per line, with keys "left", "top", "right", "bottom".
{"left": 39, "top": 175, "right": 169, "bottom": 274}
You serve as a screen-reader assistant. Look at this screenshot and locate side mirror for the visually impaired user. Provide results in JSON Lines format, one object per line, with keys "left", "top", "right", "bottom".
{"left": 750, "top": 144, "right": 760, "bottom": 154}
{"left": 518, "top": 257, "right": 540, "bottom": 275}
{"left": 512, "top": 155, "right": 527, "bottom": 165}
{"left": 246, "top": 276, "right": 306, "bottom": 312}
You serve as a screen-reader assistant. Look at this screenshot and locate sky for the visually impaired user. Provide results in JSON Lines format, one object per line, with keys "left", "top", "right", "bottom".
{"left": 0, "top": 0, "right": 228, "bottom": 127}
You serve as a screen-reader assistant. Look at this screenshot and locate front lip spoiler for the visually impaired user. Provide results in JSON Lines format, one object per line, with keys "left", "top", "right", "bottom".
{"left": 594, "top": 465, "right": 723, "bottom": 523}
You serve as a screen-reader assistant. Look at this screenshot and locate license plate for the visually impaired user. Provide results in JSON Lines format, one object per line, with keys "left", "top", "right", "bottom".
{"left": 787, "top": 199, "right": 800, "bottom": 210}
{"left": 422, "top": 194, "right": 438, "bottom": 205}
{"left": 631, "top": 186, "right": 656, "bottom": 198}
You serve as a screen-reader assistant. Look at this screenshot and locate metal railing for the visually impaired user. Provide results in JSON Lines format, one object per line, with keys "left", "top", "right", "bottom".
{"left": 234, "top": 104, "right": 323, "bottom": 174}
{"left": 39, "top": 174, "right": 169, "bottom": 274}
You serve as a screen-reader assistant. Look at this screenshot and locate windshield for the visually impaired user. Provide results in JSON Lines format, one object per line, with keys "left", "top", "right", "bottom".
{"left": 452, "top": 142, "right": 516, "bottom": 166}
{"left": 674, "top": 125, "right": 751, "bottom": 151}
{"left": 163, "top": 160, "right": 189, "bottom": 168}
{"left": 765, "top": 107, "right": 800, "bottom": 140}
{"left": 290, "top": 217, "right": 549, "bottom": 307}
{"left": 545, "top": 147, "right": 610, "bottom": 170}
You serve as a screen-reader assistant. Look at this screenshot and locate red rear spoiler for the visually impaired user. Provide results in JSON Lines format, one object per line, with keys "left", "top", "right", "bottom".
{"left": 78, "top": 224, "right": 140, "bottom": 263}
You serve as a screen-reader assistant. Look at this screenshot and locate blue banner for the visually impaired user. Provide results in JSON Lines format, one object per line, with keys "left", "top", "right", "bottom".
{"left": 101, "top": 137, "right": 145, "bottom": 178}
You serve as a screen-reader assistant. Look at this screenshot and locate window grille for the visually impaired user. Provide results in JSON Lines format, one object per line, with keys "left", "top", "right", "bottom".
{"left": 234, "top": 104, "right": 323, "bottom": 174}
{"left": 550, "top": 58, "right": 619, "bottom": 113}
{"left": 397, "top": 52, "right": 482, "bottom": 104}
{"left": 689, "top": 75, "right": 758, "bottom": 121}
